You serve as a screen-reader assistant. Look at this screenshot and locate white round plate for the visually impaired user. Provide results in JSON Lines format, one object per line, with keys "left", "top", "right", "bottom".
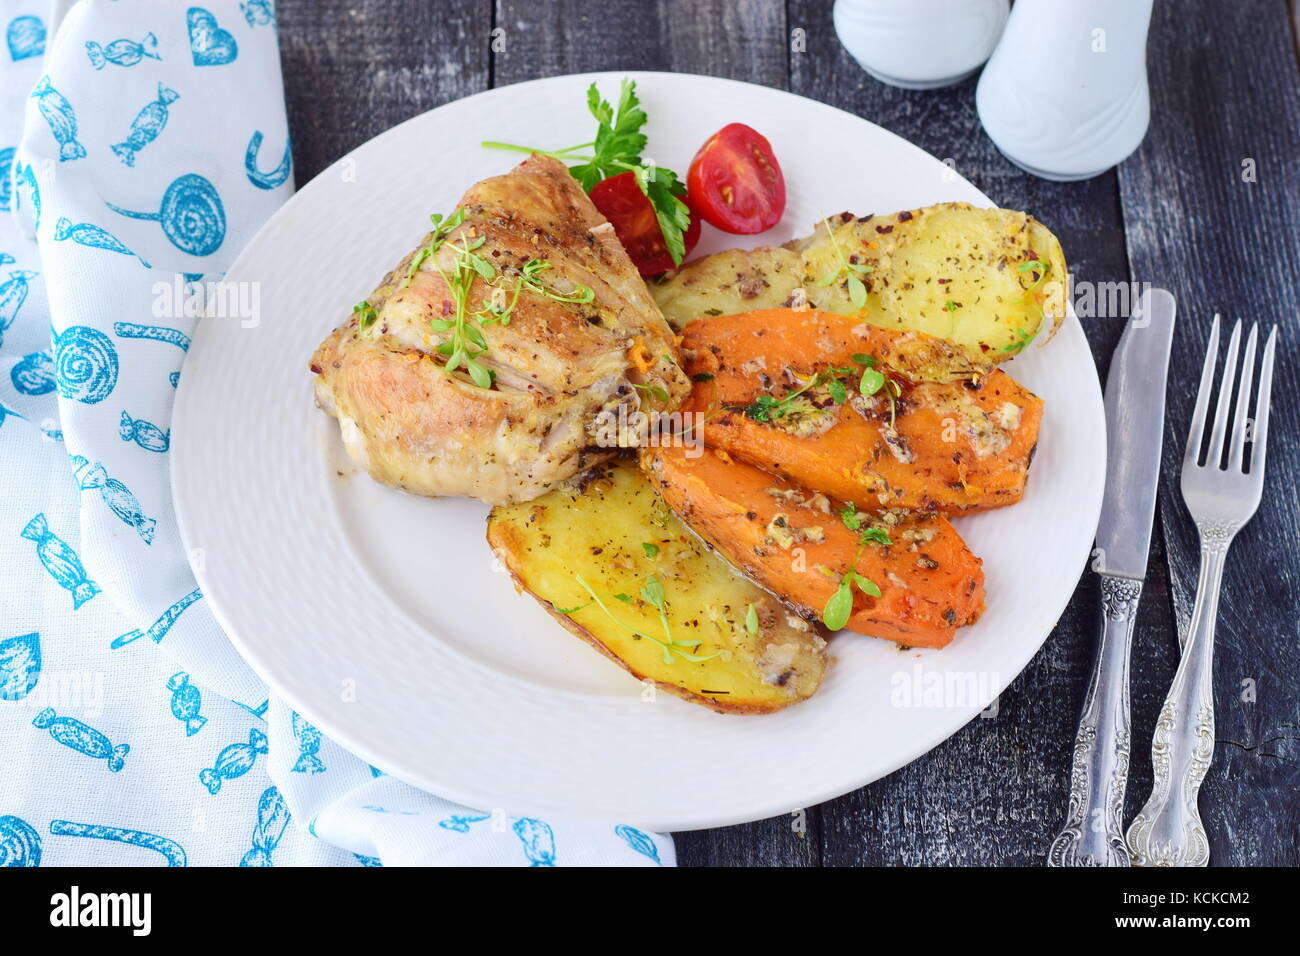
{"left": 173, "top": 72, "right": 1105, "bottom": 831}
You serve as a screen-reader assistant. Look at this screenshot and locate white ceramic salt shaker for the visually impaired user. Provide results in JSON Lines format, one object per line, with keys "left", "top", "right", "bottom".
{"left": 976, "top": 0, "right": 1153, "bottom": 181}
{"left": 832, "top": 0, "right": 1011, "bottom": 90}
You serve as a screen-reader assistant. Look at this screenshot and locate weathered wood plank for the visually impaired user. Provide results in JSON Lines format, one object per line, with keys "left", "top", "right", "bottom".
{"left": 276, "top": 0, "right": 493, "bottom": 184}
{"left": 491, "top": 0, "right": 788, "bottom": 87}
{"left": 1118, "top": 0, "right": 1300, "bottom": 866}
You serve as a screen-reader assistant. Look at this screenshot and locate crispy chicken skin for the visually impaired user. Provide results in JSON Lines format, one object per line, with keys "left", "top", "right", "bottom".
{"left": 310, "top": 155, "right": 690, "bottom": 505}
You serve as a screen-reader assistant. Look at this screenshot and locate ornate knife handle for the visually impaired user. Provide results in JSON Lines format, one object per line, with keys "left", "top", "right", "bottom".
{"left": 1047, "top": 574, "right": 1142, "bottom": 867}
{"left": 1126, "top": 524, "right": 1233, "bottom": 867}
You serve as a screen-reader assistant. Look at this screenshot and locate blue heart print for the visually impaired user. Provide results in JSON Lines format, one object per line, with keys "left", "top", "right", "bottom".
{"left": 187, "top": 7, "right": 238, "bottom": 67}
{"left": 0, "top": 633, "right": 41, "bottom": 701}
{"left": 6, "top": 15, "right": 45, "bottom": 61}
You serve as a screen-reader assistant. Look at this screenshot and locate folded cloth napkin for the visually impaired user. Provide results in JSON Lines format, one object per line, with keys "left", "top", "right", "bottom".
{"left": 0, "top": 0, "right": 674, "bottom": 868}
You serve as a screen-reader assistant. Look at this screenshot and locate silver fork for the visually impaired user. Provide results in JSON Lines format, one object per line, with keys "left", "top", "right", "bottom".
{"left": 1126, "top": 316, "right": 1278, "bottom": 867}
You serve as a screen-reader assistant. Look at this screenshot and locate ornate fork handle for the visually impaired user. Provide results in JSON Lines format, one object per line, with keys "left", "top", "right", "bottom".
{"left": 1126, "top": 522, "right": 1234, "bottom": 867}
{"left": 1048, "top": 574, "right": 1142, "bottom": 866}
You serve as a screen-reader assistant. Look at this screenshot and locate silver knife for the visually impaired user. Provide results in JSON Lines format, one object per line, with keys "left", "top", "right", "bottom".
{"left": 1047, "top": 287, "right": 1176, "bottom": 867}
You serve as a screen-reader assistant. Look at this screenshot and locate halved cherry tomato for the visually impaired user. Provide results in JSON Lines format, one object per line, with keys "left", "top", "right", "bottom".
{"left": 588, "top": 171, "right": 700, "bottom": 276}
{"left": 687, "top": 123, "right": 785, "bottom": 234}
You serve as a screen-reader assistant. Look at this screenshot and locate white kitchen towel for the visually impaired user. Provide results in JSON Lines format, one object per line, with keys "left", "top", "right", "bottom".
{"left": 0, "top": 0, "right": 673, "bottom": 868}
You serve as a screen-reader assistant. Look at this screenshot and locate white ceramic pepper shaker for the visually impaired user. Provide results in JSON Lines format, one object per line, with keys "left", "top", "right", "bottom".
{"left": 832, "top": 0, "right": 1011, "bottom": 90}
{"left": 976, "top": 0, "right": 1153, "bottom": 181}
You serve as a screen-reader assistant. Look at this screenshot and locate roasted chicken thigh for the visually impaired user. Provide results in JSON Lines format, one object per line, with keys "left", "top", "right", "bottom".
{"left": 311, "top": 155, "right": 689, "bottom": 505}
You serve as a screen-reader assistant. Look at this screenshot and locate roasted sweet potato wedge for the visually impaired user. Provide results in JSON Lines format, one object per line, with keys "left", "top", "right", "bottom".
{"left": 488, "top": 458, "right": 827, "bottom": 712}
{"left": 682, "top": 309, "right": 1043, "bottom": 514}
{"left": 644, "top": 446, "right": 985, "bottom": 648}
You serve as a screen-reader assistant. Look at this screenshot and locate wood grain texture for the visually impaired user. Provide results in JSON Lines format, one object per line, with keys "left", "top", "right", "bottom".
{"left": 1118, "top": 0, "right": 1300, "bottom": 866}
{"left": 271, "top": 0, "right": 1297, "bottom": 866}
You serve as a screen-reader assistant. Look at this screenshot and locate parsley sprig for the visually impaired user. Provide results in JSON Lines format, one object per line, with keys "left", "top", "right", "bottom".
{"left": 482, "top": 79, "right": 693, "bottom": 266}
{"left": 817, "top": 217, "right": 874, "bottom": 309}
{"left": 572, "top": 574, "right": 719, "bottom": 665}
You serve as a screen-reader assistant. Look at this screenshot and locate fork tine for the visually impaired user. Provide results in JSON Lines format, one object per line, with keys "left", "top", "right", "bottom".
{"left": 1185, "top": 314, "right": 1221, "bottom": 467}
{"left": 1228, "top": 324, "right": 1259, "bottom": 471}
{"left": 1249, "top": 325, "right": 1279, "bottom": 476}
{"left": 1206, "top": 319, "right": 1242, "bottom": 469}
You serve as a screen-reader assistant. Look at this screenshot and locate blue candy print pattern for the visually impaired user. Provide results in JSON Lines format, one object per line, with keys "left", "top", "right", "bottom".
{"left": 241, "top": 1, "right": 275, "bottom": 27}
{"left": 53, "top": 325, "right": 119, "bottom": 404}
{"left": 6, "top": 15, "right": 45, "bottom": 61}
{"left": 614, "top": 824, "right": 662, "bottom": 865}
{"left": 69, "top": 455, "right": 157, "bottom": 544}
{"left": 119, "top": 410, "right": 169, "bottom": 452}
{"left": 112, "top": 320, "right": 191, "bottom": 351}
{"left": 21, "top": 513, "right": 100, "bottom": 609}
{"left": 0, "top": 815, "right": 42, "bottom": 867}
{"left": 11, "top": 348, "right": 54, "bottom": 395}
{"left": 0, "top": 147, "right": 14, "bottom": 210}
{"left": 0, "top": 269, "right": 37, "bottom": 347}
{"left": 187, "top": 7, "right": 239, "bottom": 66}
{"left": 14, "top": 162, "right": 40, "bottom": 230}
{"left": 32, "top": 707, "right": 129, "bottom": 772}
{"left": 239, "top": 787, "right": 290, "bottom": 866}
{"left": 54, "top": 217, "right": 150, "bottom": 267}
{"left": 200, "top": 727, "right": 268, "bottom": 794}
{"left": 86, "top": 32, "right": 161, "bottom": 70}
{"left": 112, "top": 83, "right": 180, "bottom": 167}
{"left": 30, "top": 76, "right": 86, "bottom": 162}
{"left": 290, "top": 711, "right": 325, "bottom": 774}
{"left": 436, "top": 812, "right": 559, "bottom": 865}
{"left": 106, "top": 174, "right": 226, "bottom": 256}
{"left": 110, "top": 587, "right": 204, "bottom": 649}
{"left": 49, "top": 820, "right": 186, "bottom": 866}
{"left": 0, "top": 632, "right": 41, "bottom": 701}
{"left": 166, "top": 672, "right": 207, "bottom": 736}
{"left": 245, "top": 130, "right": 292, "bottom": 189}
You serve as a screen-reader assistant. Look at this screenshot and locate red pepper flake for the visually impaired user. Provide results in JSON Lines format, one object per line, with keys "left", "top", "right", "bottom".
{"left": 440, "top": 300, "right": 453, "bottom": 316}
{"left": 875, "top": 224, "right": 894, "bottom": 234}
{"left": 897, "top": 211, "right": 914, "bottom": 222}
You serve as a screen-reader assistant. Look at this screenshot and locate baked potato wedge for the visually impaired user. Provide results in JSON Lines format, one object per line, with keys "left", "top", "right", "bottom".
{"left": 652, "top": 202, "right": 1067, "bottom": 378}
{"left": 487, "top": 459, "right": 827, "bottom": 713}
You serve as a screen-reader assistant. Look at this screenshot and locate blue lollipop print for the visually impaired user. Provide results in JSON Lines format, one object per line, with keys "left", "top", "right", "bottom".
{"left": 106, "top": 174, "right": 225, "bottom": 257}
{"left": 6, "top": 15, "right": 45, "bottom": 61}
{"left": 0, "top": 632, "right": 41, "bottom": 701}
{"left": 30, "top": 76, "right": 86, "bottom": 162}
{"left": 53, "top": 326, "right": 118, "bottom": 404}
{"left": 245, "top": 130, "right": 292, "bottom": 189}
{"left": 112, "top": 83, "right": 179, "bottom": 167}
{"left": 0, "top": 815, "right": 42, "bottom": 867}
{"left": 110, "top": 588, "right": 203, "bottom": 649}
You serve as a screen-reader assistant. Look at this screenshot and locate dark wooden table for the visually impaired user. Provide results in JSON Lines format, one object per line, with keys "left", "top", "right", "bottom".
{"left": 275, "top": 0, "right": 1299, "bottom": 865}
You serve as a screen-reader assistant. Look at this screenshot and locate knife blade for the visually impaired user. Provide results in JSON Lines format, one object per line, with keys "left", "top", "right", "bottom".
{"left": 1047, "top": 286, "right": 1176, "bottom": 867}
{"left": 1094, "top": 287, "right": 1177, "bottom": 578}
